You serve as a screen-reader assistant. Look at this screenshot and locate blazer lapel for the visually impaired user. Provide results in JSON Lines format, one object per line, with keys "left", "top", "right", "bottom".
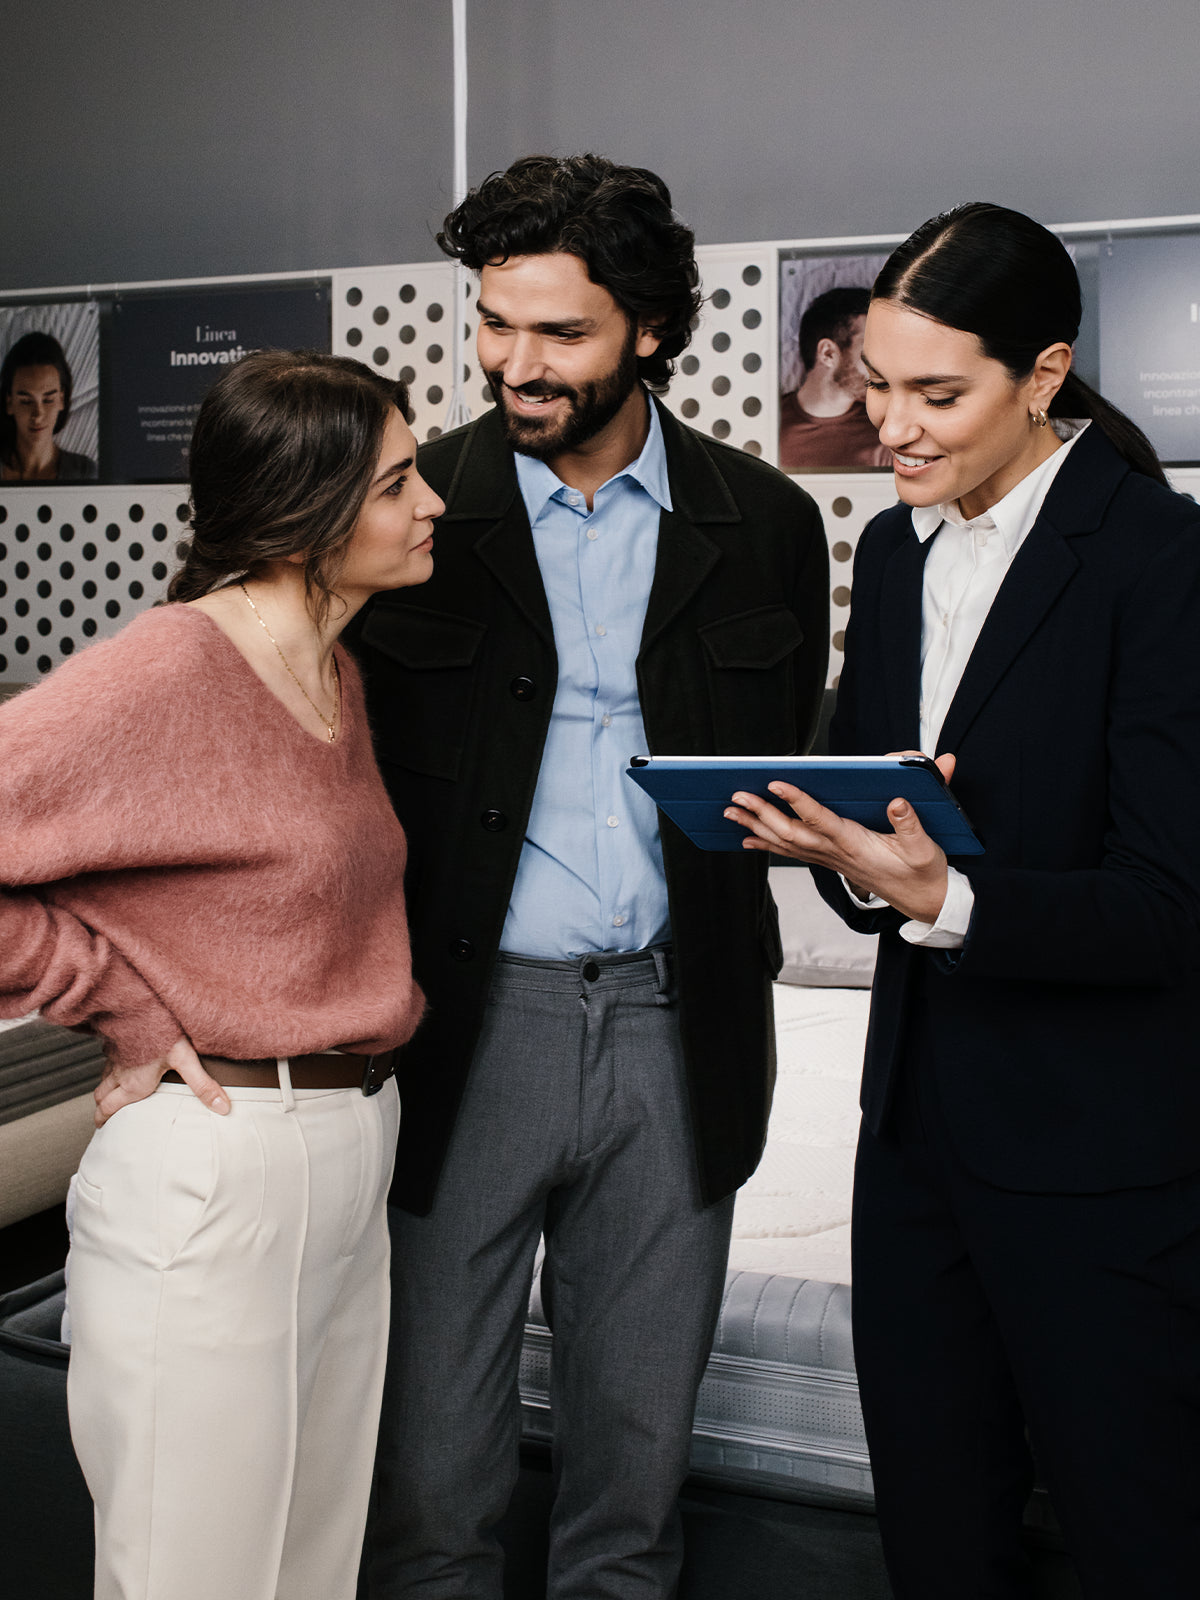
{"left": 934, "top": 521, "right": 1078, "bottom": 755}
{"left": 640, "top": 400, "right": 734, "bottom": 653}
{"left": 880, "top": 530, "right": 932, "bottom": 750}
{"left": 934, "top": 425, "right": 1126, "bottom": 755}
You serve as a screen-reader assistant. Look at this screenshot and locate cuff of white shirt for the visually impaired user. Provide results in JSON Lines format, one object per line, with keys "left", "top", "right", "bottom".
{"left": 841, "top": 875, "right": 887, "bottom": 910}
{"left": 898, "top": 866, "right": 974, "bottom": 949}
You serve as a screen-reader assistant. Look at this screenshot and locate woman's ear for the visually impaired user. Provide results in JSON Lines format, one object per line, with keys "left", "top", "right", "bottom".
{"left": 1029, "top": 342, "right": 1074, "bottom": 413}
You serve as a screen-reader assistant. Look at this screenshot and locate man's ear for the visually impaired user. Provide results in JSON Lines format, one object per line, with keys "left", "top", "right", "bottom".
{"left": 635, "top": 322, "right": 664, "bottom": 359}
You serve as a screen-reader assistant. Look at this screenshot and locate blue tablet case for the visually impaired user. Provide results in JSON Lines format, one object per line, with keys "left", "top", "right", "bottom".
{"left": 626, "top": 756, "right": 984, "bottom": 855}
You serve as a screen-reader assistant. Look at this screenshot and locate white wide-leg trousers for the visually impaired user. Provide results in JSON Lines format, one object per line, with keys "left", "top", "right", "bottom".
{"left": 65, "top": 1073, "right": 399, "bottom": 1600}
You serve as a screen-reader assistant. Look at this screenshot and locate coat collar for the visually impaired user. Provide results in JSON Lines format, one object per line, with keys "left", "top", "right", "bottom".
{"left": 437, "top": 397, "right": 740, "bottom": 653}
{"left": 932, "top": 421, "right": 1130, "bottom": 755}
{"left": 436, "top": 395, "right": 741, "bottom": 526}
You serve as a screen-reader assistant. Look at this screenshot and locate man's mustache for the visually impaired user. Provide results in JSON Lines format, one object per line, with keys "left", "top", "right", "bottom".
{"left": 491, "top": 376, "right": 575, "bottom": 402}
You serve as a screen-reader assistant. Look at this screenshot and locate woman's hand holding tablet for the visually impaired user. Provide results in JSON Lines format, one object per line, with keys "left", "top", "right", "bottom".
{"left": 725, "top": 751, "right": 958, "bottom": 925}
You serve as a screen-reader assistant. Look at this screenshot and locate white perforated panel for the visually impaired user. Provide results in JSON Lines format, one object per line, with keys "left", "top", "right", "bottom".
{"left": 0, "top": 487, "right": 188, "bottom": 683}
{"left": 332, "top": 262, "right": 490, "bottom": 445}
{"left": 661, "top": 244, "right": 776, "bottom": 464}
{"left": 789, "top": 473, "right": 901, "bottom": 689}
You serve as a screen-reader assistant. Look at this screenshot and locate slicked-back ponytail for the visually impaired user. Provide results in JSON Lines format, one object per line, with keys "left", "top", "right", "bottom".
{"left": 874, "top": 204, "right": 1170, "bottom": 488}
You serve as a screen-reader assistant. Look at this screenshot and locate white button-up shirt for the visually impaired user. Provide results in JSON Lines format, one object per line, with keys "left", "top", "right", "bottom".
{"left": 850, "top": 421, "right": 1087, "bottom": 947}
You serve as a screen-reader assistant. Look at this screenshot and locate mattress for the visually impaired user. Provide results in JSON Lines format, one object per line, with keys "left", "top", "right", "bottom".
{"left": 728, "top": 983, "right": 866, "bottom": 1283}
{"left": 0, "top": 1019, "right": 105, "bottom": 1127}
{"left": 520, "top": 983, "right": 874, "bottom": 1507}
{"left": 0, "top": 1019, "right": 105, "bottom": 1228}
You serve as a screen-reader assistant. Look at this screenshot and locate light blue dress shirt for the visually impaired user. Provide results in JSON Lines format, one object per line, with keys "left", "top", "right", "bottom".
{"left": 501, "top": 396, "right": 673, "bottom": 959}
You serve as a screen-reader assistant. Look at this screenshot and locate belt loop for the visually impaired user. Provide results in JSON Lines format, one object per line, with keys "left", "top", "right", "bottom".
{"left": 652, "top": 948, "right": 671, "bottom": 1004}
{"left": 276, "top": 1057, "right": 297, "bottom": 1113}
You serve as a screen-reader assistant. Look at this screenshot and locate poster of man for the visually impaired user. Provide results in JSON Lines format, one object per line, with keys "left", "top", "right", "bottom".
{"left": 0, "top": 302, "right": 99, "bottom": 482}
{"left": 778, "top": 253, "right": 890, "bottom": 472}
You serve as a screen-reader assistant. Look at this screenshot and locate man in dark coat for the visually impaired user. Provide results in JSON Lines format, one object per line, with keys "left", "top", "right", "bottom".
{"left": 354, "top": 155, "right": 828, "bottom": 1600}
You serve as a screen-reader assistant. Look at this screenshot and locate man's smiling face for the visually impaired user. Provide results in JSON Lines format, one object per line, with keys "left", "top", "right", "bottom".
{"left": 476, "top": 251, "right": 658, "bottom": 461}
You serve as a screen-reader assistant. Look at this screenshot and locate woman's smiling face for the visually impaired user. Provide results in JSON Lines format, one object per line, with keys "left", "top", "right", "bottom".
{"left": 862, "top": 298, "right": 1071, "bottom": 520}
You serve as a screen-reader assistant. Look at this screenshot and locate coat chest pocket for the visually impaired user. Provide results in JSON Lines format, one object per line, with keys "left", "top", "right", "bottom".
{"left": 362, "top": 607, "right": 487, "bottom": 781}
{"left": 699, "top": 605, "right": 805, "bottom": 754}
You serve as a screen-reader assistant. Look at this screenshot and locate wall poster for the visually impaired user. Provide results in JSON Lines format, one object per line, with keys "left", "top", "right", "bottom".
{"left": 1099, "top": 235, "right": 1200, "bottom": 465}
{"left": 778, "top": 251, "right": 890, "bottom": 474}
{"left": 109, "top": 284, "right": 331, "bottom": 481}
{"left": 0, "top": 301, "right": 100, "bottom": 482}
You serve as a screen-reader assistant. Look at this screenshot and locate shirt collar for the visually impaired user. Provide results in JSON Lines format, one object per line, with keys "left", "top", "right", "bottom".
{"left": 910, "top": 419, "right": 1089, "bottom": 552}
{"left": 512, "top": 388, "right": 673, "bottom": 524}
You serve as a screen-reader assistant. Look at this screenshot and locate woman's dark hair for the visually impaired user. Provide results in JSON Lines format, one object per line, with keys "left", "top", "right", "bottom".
{"left": 437, "top": 153, "right": 702, "bottom": 392}
{"left": 873, "top": 202, "right": 1169, "bottom": 486}
{"left": 168, "top": 350, "right": 409, "bottom": 624}
{"left": 0, "top": 331, "right": 74, "bottom": 458}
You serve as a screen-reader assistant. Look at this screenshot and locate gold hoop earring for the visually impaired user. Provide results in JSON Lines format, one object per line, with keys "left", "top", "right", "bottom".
{"left": 1031, "top": 408, "right": 1049, "bottom": 428}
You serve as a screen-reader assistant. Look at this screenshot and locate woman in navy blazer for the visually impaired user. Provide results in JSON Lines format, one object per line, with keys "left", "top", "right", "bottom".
{"left": 730, "top": 205, "right": 1200, "bottom": 1598}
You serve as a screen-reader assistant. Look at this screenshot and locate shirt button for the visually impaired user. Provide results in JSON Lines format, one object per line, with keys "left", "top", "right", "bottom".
{"left": 595, "top": 623, "right": 607, "bottom": 637}
{"left": 612, "top": 914, "right": 626, "bottom": 927}
{"left": 607, "top": 815, "right": 620, "bottom": 828}
{"left": 586, "top": 528, "right": 599, "bottom": 541}
{"left": 601, "top": 714, "right": 612, "bottom": 727}
{"left": 568, "top": 493, "right": 583, "bottom": 506}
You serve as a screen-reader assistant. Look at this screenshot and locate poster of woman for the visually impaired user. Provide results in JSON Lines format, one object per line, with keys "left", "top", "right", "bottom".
{"left": 0, "top": 302, "right": 99, "bottom": 482}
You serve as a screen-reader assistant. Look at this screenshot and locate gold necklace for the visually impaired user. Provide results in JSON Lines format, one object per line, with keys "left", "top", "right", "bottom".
{"left": 239, "top": 583, "right": 340, "bottom": 743}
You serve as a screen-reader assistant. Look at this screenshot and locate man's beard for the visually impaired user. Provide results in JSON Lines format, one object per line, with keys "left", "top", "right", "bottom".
{"left": 486, "top": 326, "right": 640, "bottom": 460}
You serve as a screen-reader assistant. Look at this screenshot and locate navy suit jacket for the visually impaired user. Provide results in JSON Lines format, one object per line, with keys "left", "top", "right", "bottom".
{"left": 817, "top": 424, "right": 1200, "bottom": 1193}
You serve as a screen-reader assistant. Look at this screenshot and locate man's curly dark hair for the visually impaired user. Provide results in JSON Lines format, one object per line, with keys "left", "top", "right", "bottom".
{"left": 438, "top": 154, "right": 702, "bottom": 392}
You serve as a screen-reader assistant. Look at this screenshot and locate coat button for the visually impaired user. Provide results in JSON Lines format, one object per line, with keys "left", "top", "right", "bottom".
{"left": 449, "top": 938, "right": 475, "bottom": 962}
{"left": 510, "top": 676, "right": 537, "bottom": 701}
{"left": 480, "top": 808, "right": 508, "bottom": 832}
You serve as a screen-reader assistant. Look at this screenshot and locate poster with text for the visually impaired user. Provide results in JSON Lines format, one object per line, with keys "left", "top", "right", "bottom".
{"left": 110, "top": 285, "right": 331, "bottom": 481}
{"left": 0, "top": 301, "right": 100, "bottom": 482}
{"left": 1099, "top": 234, "right": 1200, "bottom": 464}
{"left": 778, "top": 252, "right": 890, "bottom": 473}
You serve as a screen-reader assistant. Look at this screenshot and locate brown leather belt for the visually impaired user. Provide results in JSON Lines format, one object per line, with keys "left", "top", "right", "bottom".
{"left": 162, "top": 1050, "right": 397, "bottom": 1096}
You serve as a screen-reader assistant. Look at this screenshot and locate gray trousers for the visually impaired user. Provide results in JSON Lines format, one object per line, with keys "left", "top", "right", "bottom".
{"left": 365, "top": 948, "right": 735, "bottom": 1600}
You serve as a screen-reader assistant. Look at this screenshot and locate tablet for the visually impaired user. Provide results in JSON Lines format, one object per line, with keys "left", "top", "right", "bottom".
{"left": 626, "top": 755, "right": 984, "bottom": 855}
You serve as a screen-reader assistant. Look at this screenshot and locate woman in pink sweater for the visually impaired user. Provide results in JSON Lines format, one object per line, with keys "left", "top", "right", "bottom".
{"left": 0, "top": 350, "right": 443, "bottom": 1600}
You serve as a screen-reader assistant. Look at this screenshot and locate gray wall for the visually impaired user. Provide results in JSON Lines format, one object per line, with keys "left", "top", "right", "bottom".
{"left": 5, "top": 0, "right": 1199, "bottom": 291}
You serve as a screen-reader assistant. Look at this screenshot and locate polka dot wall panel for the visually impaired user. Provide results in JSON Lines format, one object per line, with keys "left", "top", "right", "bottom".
{"left": 0, "top": 489, "right": 189, "bottom": 684}
{"left": 332, "top": 262, "right": 487, "bottom": 443}
{"left": 667, "top": 245, "right": 777, "bottom": 461}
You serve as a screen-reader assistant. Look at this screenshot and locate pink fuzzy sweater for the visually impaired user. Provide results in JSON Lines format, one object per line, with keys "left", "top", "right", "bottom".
{"left": 0, "top": 605, "right": 423, "bottom": 1064}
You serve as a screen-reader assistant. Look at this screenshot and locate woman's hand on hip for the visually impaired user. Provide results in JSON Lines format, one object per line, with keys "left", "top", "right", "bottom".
{"left": 94, "top": 1035, "right": 230, "bottom": 1127}
{"left": 725, "top": 752, "right": 956, "bottom": 925}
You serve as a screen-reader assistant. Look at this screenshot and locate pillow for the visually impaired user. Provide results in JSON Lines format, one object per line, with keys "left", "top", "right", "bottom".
{"left": 769, "top": 864, "right": 877, "bottom": 988}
